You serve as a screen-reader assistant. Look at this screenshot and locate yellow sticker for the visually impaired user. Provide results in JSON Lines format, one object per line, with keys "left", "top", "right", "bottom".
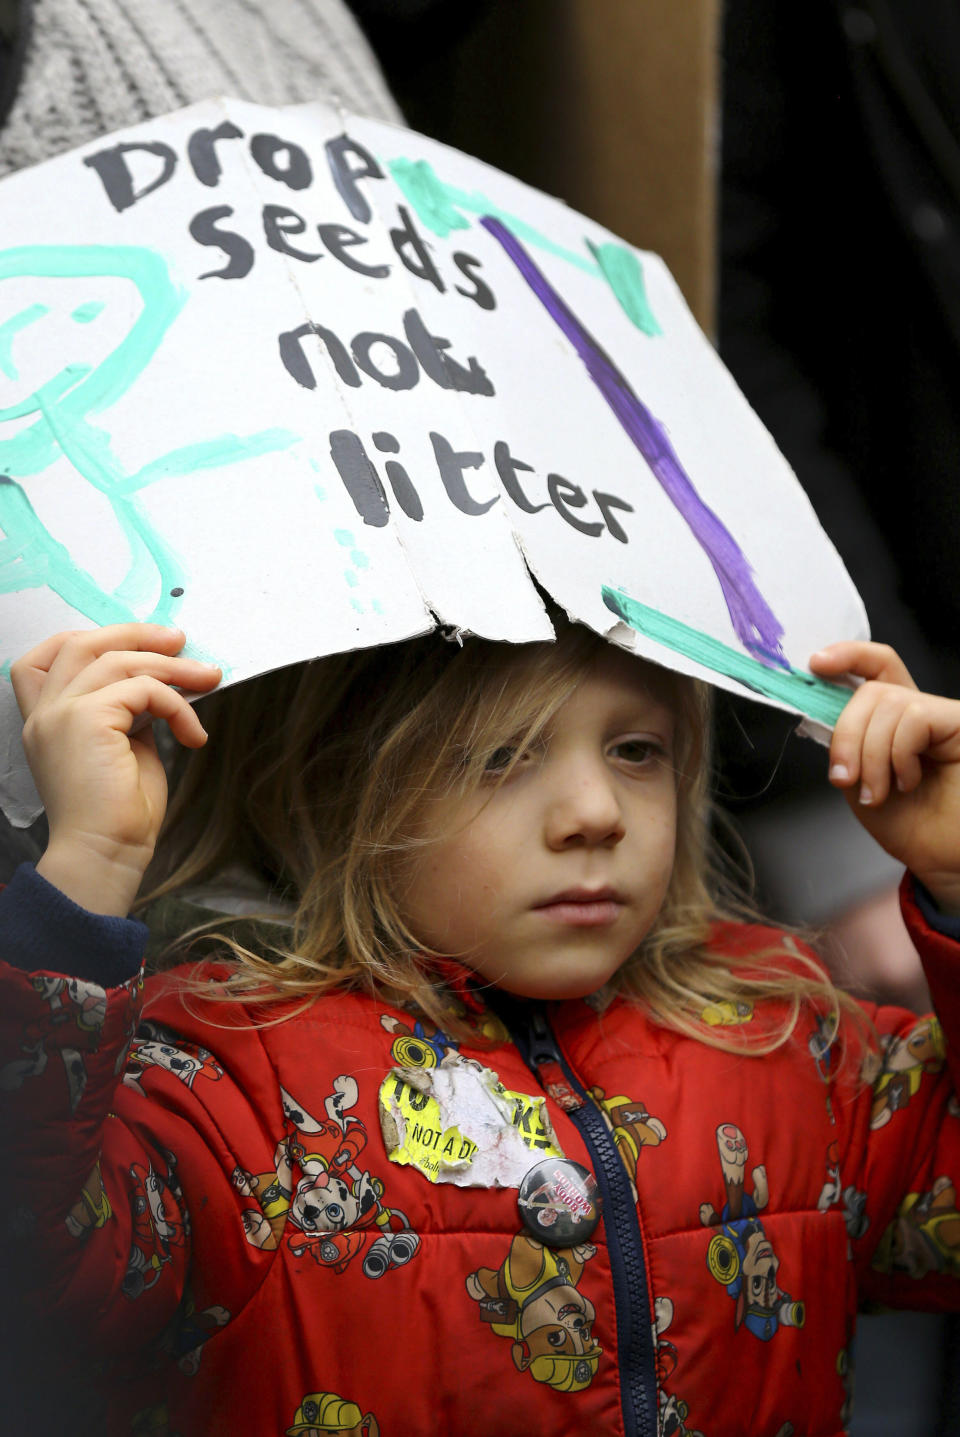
{"left": 379, "top": 1060, "right": 563, "bottom": 1188}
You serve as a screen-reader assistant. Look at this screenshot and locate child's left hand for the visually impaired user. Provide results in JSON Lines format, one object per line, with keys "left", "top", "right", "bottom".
{"left": 810, "top": 641, "right": 960, "bottom": 916}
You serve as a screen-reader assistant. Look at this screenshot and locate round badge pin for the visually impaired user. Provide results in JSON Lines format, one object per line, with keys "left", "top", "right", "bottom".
{"left": 517, "top": 1158, "right": 601, "bottom": 1246}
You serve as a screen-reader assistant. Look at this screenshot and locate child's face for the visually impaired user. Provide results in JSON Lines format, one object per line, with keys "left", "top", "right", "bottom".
{"left": 399, "top": 646, "right": 678, "bottom": 1000}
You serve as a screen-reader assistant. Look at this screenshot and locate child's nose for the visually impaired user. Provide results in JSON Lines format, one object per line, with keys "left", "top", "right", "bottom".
{"left": 544, "top": 761, "right": 625, "bottom": 849}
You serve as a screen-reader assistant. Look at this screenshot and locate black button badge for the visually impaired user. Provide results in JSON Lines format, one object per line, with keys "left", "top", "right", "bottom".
{"left": 518, "top": 1158, "right": 601, "bottom": 1247}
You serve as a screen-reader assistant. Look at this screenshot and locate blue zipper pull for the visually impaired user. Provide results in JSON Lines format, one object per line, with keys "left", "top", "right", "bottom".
{"left": 526, "top": 1007, "right": 587, "bottom": 1113}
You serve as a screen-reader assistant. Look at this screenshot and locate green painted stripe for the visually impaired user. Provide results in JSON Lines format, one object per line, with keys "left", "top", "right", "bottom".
{"left": 587, "top": 241, "right": 662, "bottom": 337}
{"left": 601, "top": 585, "right": 852, "bottom": 726}
{"left": 385, "top": 156, "right": 661, "bottom": 335}
{"left": 0, "top": 302, "right": 48, "bottom": 379}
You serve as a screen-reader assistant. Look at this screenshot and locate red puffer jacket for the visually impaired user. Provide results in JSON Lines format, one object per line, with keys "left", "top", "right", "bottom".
{"left": 2, "top": 875, "right": 960, "bottom": 1437}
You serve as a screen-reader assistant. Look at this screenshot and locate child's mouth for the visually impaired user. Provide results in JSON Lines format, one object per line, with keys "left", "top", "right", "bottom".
{"left": 533, "top": 889, "right": 625, "bottom": 927}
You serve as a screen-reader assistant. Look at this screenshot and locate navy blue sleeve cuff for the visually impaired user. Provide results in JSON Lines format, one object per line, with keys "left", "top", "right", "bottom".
{"left": 0, "top": 863, "right": 148, "bottom": 986}
{"left": 913, "top": 878, "right": 960, "bottom": 944}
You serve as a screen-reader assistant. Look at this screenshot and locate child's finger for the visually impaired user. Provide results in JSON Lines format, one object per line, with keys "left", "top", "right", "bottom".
{"left": 809, "top": 640, "right": 917, "bottom": 690}
{"left": 12, "top": 625, "right": 187, "bottom": 713}
{"left": 828, "top": 682, "right": 894, "bottom": 792}
{"left": 50, "top": 649, "right": 221, "bottom": 703}
{"left": 831, "top": 687, "right": 950, "bottom": 804}
{"left": 100, "top": 676, "right": 211, "bottom": 748}
{"left": 855, "top": 693, "right": 918, "bottom": 805}
{"left": 26, "top": 675, "right": 209, "bottom": 756}
{"left": 889, "top": 704, "right": 931, "bottom": 794}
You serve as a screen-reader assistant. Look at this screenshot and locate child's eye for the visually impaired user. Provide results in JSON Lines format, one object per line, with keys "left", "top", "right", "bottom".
{"left": 483, "top": 745, "right": 521, "bottom": 774}
{"left": 609, "top": 738, "right": 664, "bottom": 766}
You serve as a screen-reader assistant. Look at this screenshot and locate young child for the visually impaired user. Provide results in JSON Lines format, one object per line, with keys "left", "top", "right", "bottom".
{"left": 3, "top": 618, "right": 960, "bottom": 1437}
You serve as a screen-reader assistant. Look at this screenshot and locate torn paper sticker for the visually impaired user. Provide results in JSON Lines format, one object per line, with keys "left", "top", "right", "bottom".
{"left": 379, "top": 1056, "right": 563, "bottom": 1188}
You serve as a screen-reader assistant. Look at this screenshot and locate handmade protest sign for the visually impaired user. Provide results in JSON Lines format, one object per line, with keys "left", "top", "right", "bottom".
{"left": 0, "top": 98, "right": 867, "bottom": 821}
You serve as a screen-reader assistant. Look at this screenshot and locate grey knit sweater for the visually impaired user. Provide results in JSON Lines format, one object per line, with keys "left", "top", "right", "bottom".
{"left": 0, "top": 0, "right": 403, "bottom": 178}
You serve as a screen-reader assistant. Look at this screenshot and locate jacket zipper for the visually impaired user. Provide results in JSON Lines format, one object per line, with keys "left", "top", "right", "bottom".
{"left": 504, "top": 1001, "right": 659, "bottom": 1437}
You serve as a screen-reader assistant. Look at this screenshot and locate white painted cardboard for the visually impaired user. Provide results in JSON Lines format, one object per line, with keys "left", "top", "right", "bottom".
{"left": 0, "top": 99, "right": 867, "bottom": 822}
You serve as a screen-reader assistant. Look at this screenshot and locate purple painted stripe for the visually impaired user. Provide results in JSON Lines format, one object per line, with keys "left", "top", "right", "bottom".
{"left": 480, "top": 215, "right": 787, "bottom": 669}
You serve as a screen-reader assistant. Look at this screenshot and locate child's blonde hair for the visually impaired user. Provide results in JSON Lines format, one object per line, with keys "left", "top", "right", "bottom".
{"left": 144, "top": 618, "right": 862, "bottom": 1056}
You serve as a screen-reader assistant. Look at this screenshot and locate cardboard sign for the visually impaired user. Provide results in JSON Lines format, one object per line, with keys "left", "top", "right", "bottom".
{"left": 0, "top": 99, "right": 867, "bottom": 821}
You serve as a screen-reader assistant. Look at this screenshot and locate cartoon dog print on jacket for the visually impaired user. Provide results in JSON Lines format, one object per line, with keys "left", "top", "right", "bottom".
{"left": 700, "top": 1124, "right": 804, "bottom": 1342}
{"left": 0, "top": 973, "right": 107, "bottom": 1113}
{"left": 65, "top": 1158, "right": 113, "bottom": 1241}
{"left": 233, "top": 1076, "right": 419, "bottom": 1279}
{"left": 380, "top": 1012, "right": 459, "bottom": 1069}
{"left": 816, "top": 1139, "right": 868, "bottom": 1244}
{"left": 159, "top": 1290, "right": 231, "bottom": 1376}
{"left": 658, "top": 1391, "right": 705, "bottom": 1437}
{"left": 836, "top": 1347, "right": 854, "bottom": 1429}
{"left": 872, "top": 1174, "right": 960, "bottom": 1279}
{"left": 380, "top": 1004, "right": 508, "bottom": 1063}
{"left": 699, "top": 998, "right": 753, "bottom": 1028}
{"left": 286, "top": 1391, "right": 380, "bottom": 1436}
{"left": 870, "top": 1016, "right": 946, "bottom": 1129}
{"left": 808, "top": 1012, "right": 840, "bottom": 1121}
{"left": 808, "top": 1013, "right": 838, "bottom": 1086}
{"left": 124, "top": 1148, "right": 189, "bottom": 1300}
{"left": 123, "top": 1020, "right": 224, "bottom": 1099}
{"left": 653, "top": 1296, "right": 706, "bottom": 1437}
{"left": 465, "top": 1232, "right": 601, "bottom": 1392}
{"left": 653, "top": 1295, "right": 678, "bottom": 1387}
{"left": 588, "top": 1086, "right": 667, "bottom": 1194}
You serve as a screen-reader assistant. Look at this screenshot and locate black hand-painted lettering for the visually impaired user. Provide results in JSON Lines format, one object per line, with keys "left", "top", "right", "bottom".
{"left": 430, "top": 433, "right": 497, "bottom": 516}
{"left": 330, "top": 430, "right": 390, "bottom": 528}
{"left": 264, "top": 206, "right": 321, "bottom": 262}
{"left": 494, "top": 440, "right": 550, "bottom": 514}
{"left": 390, "top": 206, "right": 445, "bottom": 293}
{"left": 547, "top": 474, "right": 603, "bottom": 537}
{"left": 384, "top": 468, "right": 424, "bottom": 519}
{"left": 187, "top": 122, "right": 244, "bottom": 186}
{"left": 278, "top": 322, "right": 360, "bottom": 389}
{"left": 452, "top": 252, "right": 496, "bottom": 310}
{"left": 403, "top": 309, "right": 494, "bottom": 396}
{"left": 373, "top": 432, "right": 424, "bottom": 520}
{"left": 385, "top": 462, "right": 424, "bottom": 520}
{"left": 83, "top": 141, "right": 177, "bottom": 213}
{"left": 249, "top": 133, "right": 312, "bottom": 191}
{"left": 324, "top": 134, "right": 385, "bottom": 223}
{"left": 592, "top": 490, "right": 634, "bottom": 543}
{"left": 351, "top": 333, "right": 420, "bottom": 391}
{"left": 189, "top": 207, "right": 255, "bottom": 280}
{"left": 318, "top": 223, "right": 390, "bottom": 278}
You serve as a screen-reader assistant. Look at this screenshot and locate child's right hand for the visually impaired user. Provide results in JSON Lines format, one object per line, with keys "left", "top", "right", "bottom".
{"left": 811, "top": 640, "right": 960, "bottom": 916}
{"left": 11, "top": 625, "right": 221, "bottom": 916}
